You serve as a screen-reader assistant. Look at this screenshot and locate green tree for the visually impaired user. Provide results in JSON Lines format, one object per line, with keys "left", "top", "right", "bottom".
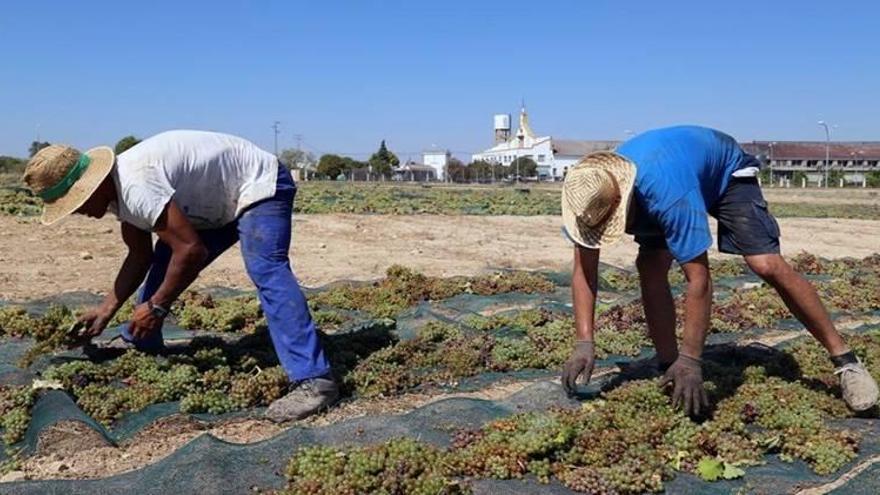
{"left": 279, "top": 148, "right": 317, "bottom": 170}
{"left": 0, "top": 156, "right": 26, "bottom": 174}
{"left": 467, "top": 160, "right": 494, "bottom": 182}
{"left": 866, "top": 171, "right": 880, "bottom": 188}
{"left": 317, "top": 154, "right": 356, "bottom": 179}
{"left": 114, "top": 135, "right": 141, "bottom": 154}
{"left": 28, "top": 141, "right": 50, "bottom": 158}
{"left": 511, "top": 157, "right": 538, "bottom": 178}
{"left": 368, "top": 140, "right": 400, "bottom": 178}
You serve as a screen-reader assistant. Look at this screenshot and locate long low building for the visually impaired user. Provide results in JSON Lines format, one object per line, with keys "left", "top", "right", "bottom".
{"left": 742, "top": 141, "right": 880, "bottom": 172}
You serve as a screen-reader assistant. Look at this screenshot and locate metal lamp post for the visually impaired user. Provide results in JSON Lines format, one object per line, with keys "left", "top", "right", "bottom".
{"left": 768, "top": 142, "right": 776, "bottom": 186}
{"left": 818, "top": 121, "right": 831, "bottom": 187}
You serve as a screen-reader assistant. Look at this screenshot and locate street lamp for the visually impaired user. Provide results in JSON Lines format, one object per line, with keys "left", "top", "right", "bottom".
{"left": 818, "top": 121, "right": 831, "bottom": 187}
{"left": 768, "top": 141, "right": 777, "bottom": 186}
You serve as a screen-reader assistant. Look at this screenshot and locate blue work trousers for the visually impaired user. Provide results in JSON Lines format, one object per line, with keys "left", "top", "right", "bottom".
{"left": 121, "top": 165, "right": 330, "bottom": 381}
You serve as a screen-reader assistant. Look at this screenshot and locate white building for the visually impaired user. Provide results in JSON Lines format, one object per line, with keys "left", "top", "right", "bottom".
{"left": 472, "top": 106, "right": 617, "bottom": 180}
{"left": 422, "top": 148, "right": 450, "bottom": 181}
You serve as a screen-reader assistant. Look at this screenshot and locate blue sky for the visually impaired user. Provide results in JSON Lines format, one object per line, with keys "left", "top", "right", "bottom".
{"left": 1, "top": 0, "right": 878, "bottom": 160}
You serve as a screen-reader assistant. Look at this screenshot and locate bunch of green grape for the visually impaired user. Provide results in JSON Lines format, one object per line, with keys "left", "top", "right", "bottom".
{"left": 0, "top": 385, "right": 36, "bottom": 445}
{"left": 283, "top": 438, "right": 468, "bottom": 495}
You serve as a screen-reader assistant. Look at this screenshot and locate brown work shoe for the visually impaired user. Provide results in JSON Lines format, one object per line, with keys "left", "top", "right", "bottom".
{"left": 835, "top": 360, "right": 879, "bottom": 411}
{"left": 265, "top": 374, "right": 340, "bottom": 422}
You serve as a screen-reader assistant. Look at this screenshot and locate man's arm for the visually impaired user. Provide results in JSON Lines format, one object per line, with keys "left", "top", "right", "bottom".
{"left": 127, "top": 200, "right": 208, "bottom": 340}
{"left": 572, "top": 245, "right": 600, "bottom": 341}
{"left": 661, "top": 251, "right": 711, "bottom": 416}
{"left": 81, "top": 223, "right": 154, "bottom": 336}
{"left": 678, "top": 252, "right": 712, "bottom": 358}
{"left": 562, "top": 245, "right": 600, "bottom": 394}
{"left": 147, "top": 200, "right": 209, "bottom": 308}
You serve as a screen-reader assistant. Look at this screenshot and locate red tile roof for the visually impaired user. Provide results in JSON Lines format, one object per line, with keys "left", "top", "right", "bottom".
{"left": 743, "top": 141, "right": 880, "bottom": 160}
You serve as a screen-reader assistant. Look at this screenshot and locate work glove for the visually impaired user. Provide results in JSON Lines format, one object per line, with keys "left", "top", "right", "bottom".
{"left": 562, "top": 341, "right": 595, "bottom": 396}
{"left": 660, "top": 354, "right": 709, "bottom": 417}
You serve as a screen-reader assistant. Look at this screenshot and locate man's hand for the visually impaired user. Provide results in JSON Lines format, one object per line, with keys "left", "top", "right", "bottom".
{"left": 129, "top": 302, "right": 165, "bottom": 341}
{"left": 660, "top": 353, "right": 709, "bottom": 416}
{"left": 562, "top": 341, "right": 595, "bottom": 395}
{"left": 78, "top": 306, "right": 115, "bottom": 338}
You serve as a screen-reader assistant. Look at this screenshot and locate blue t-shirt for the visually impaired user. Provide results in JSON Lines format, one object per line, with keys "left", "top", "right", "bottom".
{"left": 616, "top": 126, "right": 752, "bottom": 263}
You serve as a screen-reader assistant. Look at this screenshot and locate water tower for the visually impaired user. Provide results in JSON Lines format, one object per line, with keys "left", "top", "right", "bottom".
{"left": 494, "top": 114, "right": 511, "bottom": 144}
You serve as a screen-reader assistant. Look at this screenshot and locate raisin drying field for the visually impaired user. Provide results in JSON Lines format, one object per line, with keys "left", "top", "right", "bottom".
{"left": 0, "top": 254, "right": 879, "bottom": 494}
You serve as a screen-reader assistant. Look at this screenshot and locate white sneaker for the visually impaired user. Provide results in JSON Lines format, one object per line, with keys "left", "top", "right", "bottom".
{"left": 265, "top": 374, "right": 340, "bottom": 422}
{"left": 835, "top": 361, "right": 880, "bottom": 412}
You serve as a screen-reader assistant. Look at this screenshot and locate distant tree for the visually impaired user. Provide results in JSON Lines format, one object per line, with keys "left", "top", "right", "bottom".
{"left": 511, "top": 157, "right": 538, "bottom": 178}
{"left": 279, "top": 148, "right": 317, "bottom": 170}
{"left": 492, "top": 162, "right": 510, "bottom": 180}
{"left": 368, "top": 140, "right": 400, "bottom": 178}
{"left": 866, "top": 171, "right": 880, "bottom": 188}
{"left": 827, "top": 169, "right": 846, "bottom": 186}
{"left": 445, "top": 157, "right": 466, "bottom": 182}
{"left": 317, "top": 154, "right": 347, "bottom": 179}
{"left": 28, "top": 141, "right": 50, "bottom": 158}
{"left": 342, "top": 157, "right": 366, "bottom": 172}
{"left": 114, "top": 135, "right": 141, "bottom": 154}
{"left": 467, "top": 160, "right": 494, "bottom": 182}
{"left": 0, "top": 156, "right": 27, "bottom": 174}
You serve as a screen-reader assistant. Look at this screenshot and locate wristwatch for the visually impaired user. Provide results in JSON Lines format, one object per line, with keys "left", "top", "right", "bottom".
{"left": 147, "top": 300, "right": 171, "bottom": 319}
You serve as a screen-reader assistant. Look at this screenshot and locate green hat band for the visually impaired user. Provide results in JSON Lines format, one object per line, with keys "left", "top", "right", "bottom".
{"left": 39, "top": 154, "right": 91, "bottom": 202}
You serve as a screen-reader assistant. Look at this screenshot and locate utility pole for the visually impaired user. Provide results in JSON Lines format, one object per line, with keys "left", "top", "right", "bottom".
{"left": 272, "top": 121, "right": 281, "bottom": 156}
{"left": 818, "top": 121, "right": 831, "bottom": 188}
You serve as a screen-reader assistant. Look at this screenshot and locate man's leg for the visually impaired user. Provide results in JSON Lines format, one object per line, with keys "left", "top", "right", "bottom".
{"left": 635, "top": 246, "right": 679, "bottom": 366}
{"left": 236, "top": 174, "right": 331, "bottom": 382}
{"left": 121, "top": 223, "right": 239, "bottom": 351}
{"left": 744, "top": 254, "right": 847, "bottom": 355}
{"left": 715, "top": 176, "right": 877, "bottom": 410}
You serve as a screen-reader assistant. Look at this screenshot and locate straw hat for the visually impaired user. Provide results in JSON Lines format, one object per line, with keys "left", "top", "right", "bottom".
{"left": 23, "top": 145, "right": 115, "bottom": 226}
{"left": 561, "top": 151, "right": 637, "bottom": 248}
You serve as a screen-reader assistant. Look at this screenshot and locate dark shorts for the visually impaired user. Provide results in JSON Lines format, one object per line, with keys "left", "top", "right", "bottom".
{"left": 634, "top": 177, "right": 781, "bottom": 256}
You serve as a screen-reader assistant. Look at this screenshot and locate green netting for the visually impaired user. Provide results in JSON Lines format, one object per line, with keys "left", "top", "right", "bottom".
{"left": 1, "top": 266, "right": 872, "bottom": 447}
{"left": 3, "top": 380, "right": 879, "bottom": 494}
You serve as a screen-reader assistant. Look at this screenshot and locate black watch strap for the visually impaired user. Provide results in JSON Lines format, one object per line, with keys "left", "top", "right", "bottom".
{"left": 147, "top": 301, "right": 170, "bottom": 318}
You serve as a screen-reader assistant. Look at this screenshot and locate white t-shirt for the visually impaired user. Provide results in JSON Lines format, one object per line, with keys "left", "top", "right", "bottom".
{"left": 110, "top": 130, "right": 279, "bottom": 231}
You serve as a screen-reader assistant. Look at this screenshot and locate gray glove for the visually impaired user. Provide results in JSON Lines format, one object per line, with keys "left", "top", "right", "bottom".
{"left": 660, "top": 354, "right": 709, "bottom": 416}
{"left": 562, "top": 341, "right": 595, "bottom": 395}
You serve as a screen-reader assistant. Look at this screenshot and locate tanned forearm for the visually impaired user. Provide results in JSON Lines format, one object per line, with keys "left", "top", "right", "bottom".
{"left": 148, "top": 243, "right": 208, "bottom": 308}
{"left": 636, "top": 249, "right": 677, "bottom": 363}
{"left": 101, "top": 251, "right": 153, "bottom": 314}
{"left": 147, "top": 201, "right": 210, "bottom": 309}
{"left": 99, "top": 223, "right": 154, "bottom": 316}
{"left": 572, "top": 246, "right": 600, "bottom": 341}
{"left": 679, "top": 253, "right": 712, "bottom": 358}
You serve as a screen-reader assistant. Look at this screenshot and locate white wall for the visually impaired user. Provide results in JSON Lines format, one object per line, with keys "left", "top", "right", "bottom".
{"left": 423, "top": 151, "right": 448, "bottom": 181}
{"left": 472, "top": 140, "right": 554, "bottom": 177}
{"left": 550, "top": 155, "right": 583, "bottom": 179}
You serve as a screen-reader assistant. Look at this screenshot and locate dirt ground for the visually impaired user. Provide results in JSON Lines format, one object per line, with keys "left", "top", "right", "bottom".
{"left": 1, "top": 213, "right": 880, "bottom": 301}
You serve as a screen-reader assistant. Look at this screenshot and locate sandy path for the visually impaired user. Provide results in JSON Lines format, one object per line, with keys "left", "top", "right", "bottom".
{"left": 1, "top": 214, "right": 879, "bottom": 301}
